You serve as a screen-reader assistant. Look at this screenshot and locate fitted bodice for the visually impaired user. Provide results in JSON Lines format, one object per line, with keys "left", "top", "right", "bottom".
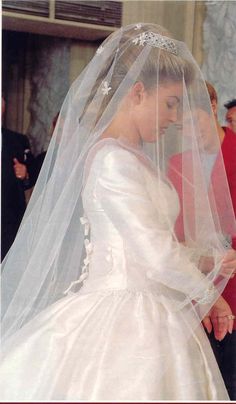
{"left": 80, "top": 141, "right": 180, "bottom": 294}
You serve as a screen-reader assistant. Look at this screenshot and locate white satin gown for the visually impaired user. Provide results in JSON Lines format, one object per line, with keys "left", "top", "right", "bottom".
{"left": 0, "top": 140, "right": 229, "bottom": 401}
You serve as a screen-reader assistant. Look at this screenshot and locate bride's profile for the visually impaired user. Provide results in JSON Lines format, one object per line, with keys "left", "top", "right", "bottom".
{"left": 1, "top": 22, "right": 236, "bottom": 401}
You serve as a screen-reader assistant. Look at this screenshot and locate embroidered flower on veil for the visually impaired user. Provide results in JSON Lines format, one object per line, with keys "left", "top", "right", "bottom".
{"left": 96, "top": 45, "right": 104, "bottom": 55}
{"left": 101, "top": 81, "right": 112, "bottom": 96}
{"left": 132, "top": 32, "right": 146, "bottom": 46}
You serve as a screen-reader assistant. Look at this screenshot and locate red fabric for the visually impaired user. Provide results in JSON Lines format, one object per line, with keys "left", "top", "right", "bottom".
{"left": 168, "top": 127, "right": 236, "bottom": 326}
{"left": 220, "top": 128, "right": 236, "bottom": 249}
{"left": 221, "top": 128, "right": 236, "bottom": 323}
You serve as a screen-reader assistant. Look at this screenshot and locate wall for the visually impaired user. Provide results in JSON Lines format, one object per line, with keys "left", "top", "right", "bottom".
{"left": 201, "top": 0, "right": 236, "bottom": 123}
{"left": 122, "top": 0, "right": 205, "bottom": 64}
{"left": 2, "top": 1, "right": 206, "bottom": 154}
{"left": 2, "top": 32, "right": 97, "bottom": 154}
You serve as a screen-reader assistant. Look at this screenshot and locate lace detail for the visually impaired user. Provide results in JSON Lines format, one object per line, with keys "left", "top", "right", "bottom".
{"left": 194, "top": 285, "right": 217, "bottom": 305}
{"left": 64, "top": 215, "right": 93, "bottom": 295}
{"left": 80, "top": 215, "right": 90, "bottom": 236}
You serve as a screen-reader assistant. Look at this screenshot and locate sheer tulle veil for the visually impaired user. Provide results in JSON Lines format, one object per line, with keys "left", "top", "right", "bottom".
{"left": 1, "top": 23, "right": 236, "bottom": 349}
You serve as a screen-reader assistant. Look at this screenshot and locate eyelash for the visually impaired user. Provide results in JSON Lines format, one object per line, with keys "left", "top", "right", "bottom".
{"left": 167, "top": 102, "right": 176, "bottom": 109}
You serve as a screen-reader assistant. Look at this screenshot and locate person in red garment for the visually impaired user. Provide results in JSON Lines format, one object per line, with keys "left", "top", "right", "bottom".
{"left": 224, "top": 98, "right": 236, "bottom": 134}
{"left": 168, "top": 81, "right": 236, "bottom": 400}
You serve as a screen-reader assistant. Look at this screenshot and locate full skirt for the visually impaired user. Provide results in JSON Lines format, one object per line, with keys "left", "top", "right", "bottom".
{"left": 0, "top": 289, "right": 229, "bottom": 401}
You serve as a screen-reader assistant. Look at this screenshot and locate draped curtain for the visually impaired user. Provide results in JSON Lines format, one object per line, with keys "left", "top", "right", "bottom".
{"left": 201, "top": 0, "right": 236, "bottom": 124}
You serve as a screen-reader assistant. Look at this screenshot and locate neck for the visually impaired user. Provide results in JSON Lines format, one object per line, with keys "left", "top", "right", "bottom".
{"left": 101, "top": 112, "right": 141, "bottom": 147}
{"left": 216, "top": 120, "right": 225, "bottom": 144}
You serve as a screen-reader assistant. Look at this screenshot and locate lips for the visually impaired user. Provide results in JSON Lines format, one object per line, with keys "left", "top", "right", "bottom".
{"left": 160, "top": 127, "right": 168, "bottom": 134}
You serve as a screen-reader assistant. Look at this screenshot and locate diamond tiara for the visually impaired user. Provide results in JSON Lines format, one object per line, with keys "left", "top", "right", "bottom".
{"left": 133, "top": 31, "right": 178, "bottom": 56}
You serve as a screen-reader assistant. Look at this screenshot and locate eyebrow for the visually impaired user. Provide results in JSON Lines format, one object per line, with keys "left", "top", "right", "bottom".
{"left": 168, "top": 95, "right": 180, "bottom": 101}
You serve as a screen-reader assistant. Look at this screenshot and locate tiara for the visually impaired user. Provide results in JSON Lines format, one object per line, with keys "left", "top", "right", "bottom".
{"left": 132, "top": 31, "right": 178, "bottom": 55}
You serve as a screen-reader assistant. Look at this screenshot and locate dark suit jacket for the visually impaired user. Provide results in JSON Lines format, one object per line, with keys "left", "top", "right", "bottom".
{"left": 1, "top": 127, "right": 35, "bottom": 260}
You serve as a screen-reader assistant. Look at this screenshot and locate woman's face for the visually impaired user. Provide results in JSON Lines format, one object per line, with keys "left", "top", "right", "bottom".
{"left": 183, "top": 108, "right": 217, "bottom": 151}
{"left": 137, "top": 81, "right": 183, "bottom": 142}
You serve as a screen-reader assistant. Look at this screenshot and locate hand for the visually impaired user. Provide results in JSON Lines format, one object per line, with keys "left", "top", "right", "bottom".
{"left": 221, "top": 249, "right": 236, "bottom": 278}
{"left": 13, "top": 158, "right": 28, "bottom": 180}
{"left": 198, "top": 255, "right": 214, "bottom": 273}
{"left": 198, "top": 249, "right": 236, "bottom": 278}
{"left": 203, "top": 296, "right": 234, "bottom": 341}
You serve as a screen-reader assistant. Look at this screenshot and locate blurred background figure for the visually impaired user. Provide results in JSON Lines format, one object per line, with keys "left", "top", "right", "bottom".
{"left": 168, "top": 82, "right": 236, "bottom": 400}
{"left": 224, "top": 99, "right": 236, "bottom": 134}
{"left": 206, "top": 83, "right": 236, "bottom": 400}
{"left": 1, "top": 96, "right": 35, "bottom": 262}
{"left": 31, "top": 112, "right": 59, "bottom": 184}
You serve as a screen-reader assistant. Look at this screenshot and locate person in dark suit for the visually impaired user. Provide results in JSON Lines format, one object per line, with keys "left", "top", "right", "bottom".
{"left": 1, "top": 97, "right": 35, "bottom": 261}
{"left": 32, "top": 112, "right": 59, "bottom": 184}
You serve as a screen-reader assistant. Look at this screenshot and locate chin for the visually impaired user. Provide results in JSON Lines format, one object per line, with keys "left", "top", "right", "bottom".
{"left": 147, "top": 136, "right": 158, "bottom": 143}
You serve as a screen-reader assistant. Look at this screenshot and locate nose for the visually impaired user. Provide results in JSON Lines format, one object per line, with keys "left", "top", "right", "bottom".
{"left": 168, "top": 107, "right": 178, "bottom": 123}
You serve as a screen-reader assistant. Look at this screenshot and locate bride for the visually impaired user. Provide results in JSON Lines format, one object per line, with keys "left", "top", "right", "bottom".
{"left": 1, "top": 23, "right": 236, "bottom": 401}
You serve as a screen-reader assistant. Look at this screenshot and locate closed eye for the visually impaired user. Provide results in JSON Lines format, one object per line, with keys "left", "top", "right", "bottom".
{"left": 166, "top": 97, "right": 180, "bottom": 110}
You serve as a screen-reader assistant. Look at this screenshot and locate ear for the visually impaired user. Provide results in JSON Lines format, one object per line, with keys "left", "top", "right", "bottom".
{"left": 211, "top": 99, "right": 218, "bottom": 117}
{"left": 129, "top": 81, "right": 146, "bottom": 105}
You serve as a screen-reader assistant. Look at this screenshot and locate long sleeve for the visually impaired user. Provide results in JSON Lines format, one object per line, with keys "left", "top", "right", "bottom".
{"left": 94, "top": 146, "right": 216, "bottom": 304}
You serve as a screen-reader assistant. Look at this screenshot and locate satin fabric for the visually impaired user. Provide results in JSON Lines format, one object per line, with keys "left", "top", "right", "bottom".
{"left": 0, "top": 141, "right": 229, "bottom": 401}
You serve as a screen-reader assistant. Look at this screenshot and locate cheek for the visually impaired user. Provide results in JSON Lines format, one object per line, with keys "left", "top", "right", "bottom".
{"left": 157, "top": 105, "right": 169, "bottom": 126}
{"left": 144, "top": 103, "right": 157, "bottom": 129}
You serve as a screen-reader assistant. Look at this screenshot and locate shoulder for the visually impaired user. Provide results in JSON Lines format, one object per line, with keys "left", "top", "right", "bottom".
{"left": 84, "top": 139, "right": 145, "bottom": 187}
{"left": 222, "top": 128, "right": 236, "bottom": 160}
{"left": 168, "top": 150, "right": 192, "bottom": 173}
{"left": 168, "top": 152, "right": 182, "bottom": 168}
{"left": 95, "top": 140, "right": 139, "bottom": 161}
{"left": 223, "top": 127, "right": 236, "bottom": 146}
{"left": 88, "top": 139, "right": 141, "bottom": 173}
{"left": 2, "top": 127, "right": 29, "bottom": 146}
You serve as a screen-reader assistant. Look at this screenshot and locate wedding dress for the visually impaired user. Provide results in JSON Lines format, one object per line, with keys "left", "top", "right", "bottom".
{"left": 0, "top": 139, "right": 229, "bottom": 401}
